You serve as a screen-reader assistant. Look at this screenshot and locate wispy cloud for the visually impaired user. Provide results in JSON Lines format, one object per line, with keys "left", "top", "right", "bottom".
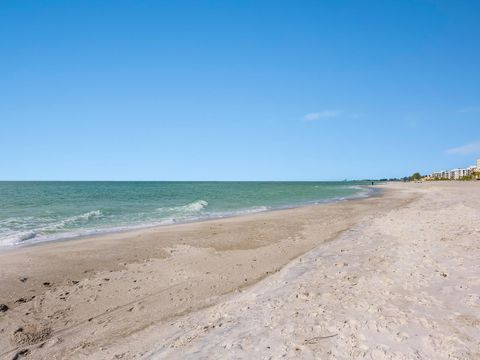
{"left": 447, "top": 141, "right": 480, "bottom": 155}
{"left": 304, "top": 110, "right": 340, "bottom": 121}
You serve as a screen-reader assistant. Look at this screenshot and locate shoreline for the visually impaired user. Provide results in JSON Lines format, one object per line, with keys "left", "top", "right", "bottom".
{"left": 141, "top": 181, "right": 480, "bottom": 359}
{"left": 0, "top": 184, "right": 398, "bottom": 359}
{"left": 2, "top": 185, "right": 378, "bottom": 252}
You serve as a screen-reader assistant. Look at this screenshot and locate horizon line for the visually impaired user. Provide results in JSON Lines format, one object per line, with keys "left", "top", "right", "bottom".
{"left": 0, "top": 179, "right": 383, "bottom": 182}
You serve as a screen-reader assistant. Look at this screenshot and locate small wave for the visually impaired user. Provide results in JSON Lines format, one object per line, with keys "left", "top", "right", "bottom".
{"left": 44, "top": 210, "right": 104, "bottom": 231}
{"left": 0, "top": 210, "right": 104, "bottom": 247}
{"left": 71, "top": 210, "right": 103, "bottom": 221}
{"left": 182, "top": 200, "right": 208, "bottom": 212}
{"left": 345, "top": 185, "right": 374, "bottom": 200}
{"left": 0, "top": 231, "right": 37, "bottom": 247}
{"left": 19, "top": 231, "right": 37, "bottom": 242}
{"left": 237, "top": 206, "right": 269, "bottom": 214}
{"left": 156, "top": 200, "right": 208, "bottom": 215}
{"left": 208, "top": 206, "right": 270, "bottom": 219}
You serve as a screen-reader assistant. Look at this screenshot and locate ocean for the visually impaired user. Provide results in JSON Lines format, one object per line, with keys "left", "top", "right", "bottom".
{"left": 0, "top": 181, "right": 373, "bottom": 248}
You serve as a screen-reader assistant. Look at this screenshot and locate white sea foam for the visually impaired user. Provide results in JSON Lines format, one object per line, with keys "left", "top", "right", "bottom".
{"left": 19, "top": 231, "right": 37, "bottom": 241}
{"left": 0, "top": 210, "right": 105, "bottom": 247}
{"left": 156, "top": 200, "right": 209, "bottom": 215}
{"left": 41, "top": 210, "right": 104, "bottom": 231}
{"left": 73, "top": 210, "right": 103, "bottom": 221}
{"left": 181, "top": 200, "right": 209, "bottom": 212}
{"left": 236, "top": 206, "right": 269, "bottom": 214}
{"left": 0, "top": 231, "right": 37, "bottom": 247}
{"left": 348, "top": 185, "right": 374, "bottom": 198}
{"left": 204, "top": 206, "right": 270, "bottom": 220}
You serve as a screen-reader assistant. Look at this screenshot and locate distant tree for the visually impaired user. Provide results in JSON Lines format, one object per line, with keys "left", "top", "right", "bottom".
{"left": 410, "top": 172, "right": 422, "bottom": 181}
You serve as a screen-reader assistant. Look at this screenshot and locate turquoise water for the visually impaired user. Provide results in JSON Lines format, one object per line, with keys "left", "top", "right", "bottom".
{"left": 0, "top": 181, "right": 372, "bottom": 247}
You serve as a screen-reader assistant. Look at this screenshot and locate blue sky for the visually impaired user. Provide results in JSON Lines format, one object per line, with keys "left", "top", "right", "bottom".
{"left": 1, "top": 0, "right": 480, "bottom": 180}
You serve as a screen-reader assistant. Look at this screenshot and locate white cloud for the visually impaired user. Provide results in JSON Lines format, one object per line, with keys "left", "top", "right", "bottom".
{"left": 304, "top": 110, "right": 340, "bottom": 121}
{"left": 447, "top": 141, "right": 480, "bottom": 155}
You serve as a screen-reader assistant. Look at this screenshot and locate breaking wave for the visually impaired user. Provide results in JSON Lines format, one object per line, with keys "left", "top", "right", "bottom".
{"left": 42, "top": 210, "right": 104, "bottom": 231}
{"left": 180, "top": 200, "right": 209, "bottom": 212}
{"left": 0, "top": 210, "right": 104, "bottom": 247}
{"left": 156, "top": 200, "right": 208, "bottom": 215}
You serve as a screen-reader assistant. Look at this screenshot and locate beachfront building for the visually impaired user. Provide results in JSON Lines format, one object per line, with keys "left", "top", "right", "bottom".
{"left": 431, "top": 171, "right": 447, "bottom": 180}
{"left": 456, "top": 167, "right": 476, "bottom": 179}
{"left": 431, "top": 171, "right": 443, "bottom": 180}
{"left": 430, "top": 162, "right": 479, "bottom": 180}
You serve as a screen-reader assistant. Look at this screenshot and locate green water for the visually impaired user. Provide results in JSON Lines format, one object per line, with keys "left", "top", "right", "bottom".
{"left": 0, "top": 181, "right": 372, "bottom": 247}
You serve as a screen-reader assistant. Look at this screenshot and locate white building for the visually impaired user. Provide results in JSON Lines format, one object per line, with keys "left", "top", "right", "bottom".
{"left": 430, "top": 161, "right": 478, "bottom": 180}
{"left": 431, "top": 170, "right": 450, "bottom": 180}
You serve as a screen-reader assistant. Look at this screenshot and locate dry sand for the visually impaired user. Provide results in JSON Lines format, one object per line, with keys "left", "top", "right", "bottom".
{"left": 1, "top": 182, "right": 479, "bottom": 359}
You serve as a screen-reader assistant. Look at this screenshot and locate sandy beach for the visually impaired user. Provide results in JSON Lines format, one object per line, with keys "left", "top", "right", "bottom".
{"left": 1, "top": 182, "right": 479, "bottom": 359}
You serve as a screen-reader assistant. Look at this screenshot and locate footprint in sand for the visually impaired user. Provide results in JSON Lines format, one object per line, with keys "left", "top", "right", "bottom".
{"left": 395, "top": 332, "right": 409, "bottom": 342}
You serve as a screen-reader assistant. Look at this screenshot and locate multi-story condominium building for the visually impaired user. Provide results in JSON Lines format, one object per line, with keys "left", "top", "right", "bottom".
{"left": 430, "top": 161, "right": 479, "bottom": 180}
{"left": 431, "top": 170, "right": 450, "bottom": 180}
{"left": 431, "top": 171, "right": 443, "bottom": 179}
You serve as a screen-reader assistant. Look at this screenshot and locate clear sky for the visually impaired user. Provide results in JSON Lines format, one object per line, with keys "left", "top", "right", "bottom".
{"left": 1, "top": 0, "right": 480, "bottom": 181}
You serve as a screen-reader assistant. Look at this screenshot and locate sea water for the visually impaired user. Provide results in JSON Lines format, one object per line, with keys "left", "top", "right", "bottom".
{"left": 0, "top": 181, "right": 373, "bottom": 247}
